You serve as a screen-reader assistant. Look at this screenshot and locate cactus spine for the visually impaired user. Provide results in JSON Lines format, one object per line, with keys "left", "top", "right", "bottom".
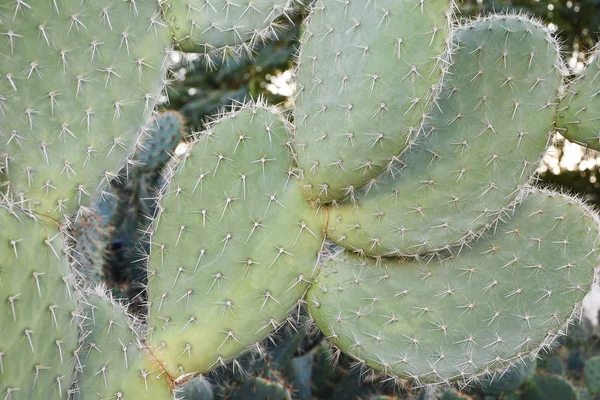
{"left": 1, "top": 0, "right": 600, "bottom": 398}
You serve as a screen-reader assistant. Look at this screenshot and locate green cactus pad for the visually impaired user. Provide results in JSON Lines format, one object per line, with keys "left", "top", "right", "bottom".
{"left": 134, "top": 111, "right": 185, "bottom": 175}
{"left": 146, "top": 104, "right": 324, "bottom": 376}
{"left": 162, "top": 0, "right": 293, "bottom": 55}
{"left": 523, "top": 374, "right": 578, "bottom": 400}
{"left": 0, "top": 205, "right": 79, "bottom": 399}
{"left": 76, "top": 287, "right": 172, "bottom": 400}
{"left": 308, "top": 189, "right": 598, "bottom": 383}
{"left": 326, "top": 15, "right": 563, "bottom": 256}
{"left": 557, "top": 47, "right": 600, "bottom": 150}
{"left": 293, "top": 0, "right": 451, "bottom": 203}
{"left": 584, "top": 356, "right": 600, "bottom": 395}
{"left": 0, "top": 0, "right": 170, "bottom": 219}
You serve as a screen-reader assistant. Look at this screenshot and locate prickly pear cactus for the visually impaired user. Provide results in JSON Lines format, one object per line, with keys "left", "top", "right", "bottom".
{"left": 1, "top": 0, "right": 600, "bottom": 398}
{"left": 70, "top": 210, "right": 112, "bottom": 284}
{"left": 146, "top": 104, "right": 324, "bottom": 376}
{"left": 76, "top": 287, "right": 172, "bottom": 399}
{"left": 161, "top": 0, "right": 294, "bottom": 54}
{"left": 0, "top": 205, "right": 79, "bottom": 399}
{"left": 0, "top": 0, "right": 171, "bottom": 220}
{"left": 294, "top": 0, "right": 451, "bottom": 202}
{"left": 557, "top": 46, "right": 600, "bottom": 150}
{"left": 226, "top": 377, "right": 292, "bottom": 400}
{"left": 134, "top": 111, "right": 186, "bottom": 176}
{"left": 326, "top": 15, "right": 563, "bottom": 256}
{"left": 584, "top": 356, "right": 600, "bottom": 395}
{"left": 308, "top": 188, "right": 599, "bottom": 383}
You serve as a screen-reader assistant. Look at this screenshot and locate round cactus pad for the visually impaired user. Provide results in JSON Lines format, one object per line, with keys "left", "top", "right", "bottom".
{"left": 294, "top": 0, "right": 451, "bottom": 202}
{"left": 326, "top": 16, "right": 563, "bottom": 256}
{"left": 162, "top": 0, "right": 293, "bottom": 53}
{"left": 147, "top": 105, "right": 324, "bottom": 376}
{"left": 309, "top": 190, "right": 599, "bottom": 383}
{"left": 557, "top": 47, "right": 600, "bottom": 150}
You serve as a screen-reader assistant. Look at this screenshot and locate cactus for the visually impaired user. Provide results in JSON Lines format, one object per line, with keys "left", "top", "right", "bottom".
{"left": 176, "top": 376, "right": 214, "bottom": 400}
{"left": 225, "top": 377, "right": 292, "bottom": 400}
{"left": 325, "top": 15, "right": 563, "bottom": 256}
{"left": 75, "top": 287, "right": 172, "bottom": 399}
{"left": 472, "top": 360, "right": 536, "bottom": 396}
{"left": 146, "top": 104, "right": 324, "bottom": 375}
{"left": 69, "top": 111, "right": 185, "bottom": 303}
{"left": 70, "top": 210, "right": 112, "bottom": 283}
{"left": 0, "top": 0, "right": 171, "bottom": 220}
{"left": 2, "top": 0, "right": 600, "bottom": 398}
{"left": 134, "top": 111, "right": 186, "bottom": 176}
{"left": 293, "top": 0, "right": 451, "bottom": 203}
{"left": 584, "top": 356, "right": 600, "bottom": 395}
{"left": 557, "top": 46, "right": 600, "bottom": 150}
{"left": 308, "top": 188, "right": 598, "bottom": 383}
{"left": 522, "top": 374, "right": 579, "bottom": 400}
{"left": 0, "top": 205, "right": 79, "bottom": 399}
{"left": 161, "top": 0, "right": 295, "bottom": 54}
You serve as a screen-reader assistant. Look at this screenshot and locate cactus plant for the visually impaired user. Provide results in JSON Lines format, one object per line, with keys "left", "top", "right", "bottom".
{"left": 584, "top": 356, "right": 600, "bottom": 395}
{"left": 325, "top": 14, "right": 563, "bottom": 256}
{"left": 69, "top": 111, "right": 186, "bottom": 304}
{"left": 2, "top": 0, "right": 600, "bottom": 399}
{"left": 0, "top": 0, "right": 171, "bottom": 220}
{"left": 293, "top": 0, "right": 451, "bottom": 203}
{"left": 0, "top": 205, "right": 78, "bottom": 399}
{"left": 523, "top": 374, "right": 579, "bottom": 400}
{"left": 308, "top": 189, "right": 598, "bottom": 383}
{"left": 557, "top": 46, "right": 600, "bottom": 150}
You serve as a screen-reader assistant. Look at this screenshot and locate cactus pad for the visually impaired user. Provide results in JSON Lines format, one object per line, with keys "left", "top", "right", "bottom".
{"left": 326, "top": 16, "right": 563, "bottom": 256}
{"left": 523, "top": 374, "right": 578, "bottom": 400}
{"left": 76, "top": 287, "right": 172, "bottom": 400}
{"left": 161, "top": 0, "right": 293, "bottom": 55}
{"left": 146, "top": 104, "right": 324, "bottom": 376}
{"left": 294, "top": 0, "right": 451, "bottom": 202}
{"left": 584, "top": 356, "right": 600, "bottom": 395}
{"left": 0, "top": 205, "right": 79, "bottom": 399}
{"left": 308, "top": 189, "right": 598, "bottom": 383}
{"left": 134, "top": 111, "right": 185, "bottom": 175}
{"left": 0, "top": 0, "right": 170, "bottom": 219}
{"left": 557, "top": 47, "right": 600, "bottom": 150}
